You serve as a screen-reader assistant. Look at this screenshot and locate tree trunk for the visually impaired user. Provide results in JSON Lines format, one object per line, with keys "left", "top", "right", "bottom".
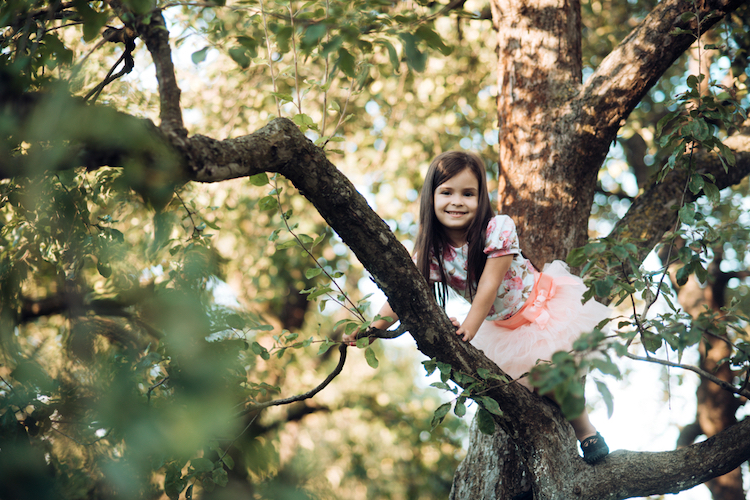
{"left": 492, "top": 0, "right": 593, "bottom": 267}
{"left": 451, "top": 0, "right": 750, "bottom": 497}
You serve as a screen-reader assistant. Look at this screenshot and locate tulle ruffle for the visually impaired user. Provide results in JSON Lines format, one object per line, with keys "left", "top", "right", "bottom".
{"left": 470, "top": 260, "right": 610, "bottom": 388}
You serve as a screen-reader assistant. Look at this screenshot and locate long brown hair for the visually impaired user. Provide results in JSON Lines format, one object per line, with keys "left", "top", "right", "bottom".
{"left": 414, "top": 151, "right": 495, "bottom": 308}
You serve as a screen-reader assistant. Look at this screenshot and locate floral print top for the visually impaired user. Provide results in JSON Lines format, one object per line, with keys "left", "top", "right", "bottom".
{"left": 428, "top": 215, "right": 536, "bottom": 321}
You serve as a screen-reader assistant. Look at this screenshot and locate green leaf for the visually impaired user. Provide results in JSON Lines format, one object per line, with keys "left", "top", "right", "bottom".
{"left": 702, "top": 181, "right": 720, "bottom": 204}
{"left": 97, "top": 261, "right": 112, "bottom": 278}
{"left": 302, "top": 23, "right": 328, "bottom": 48}
{"left": 399, "top": 33, "right": 426, "bottom": 72}
{"left": 190, "top": 457, "right": 214, "bottom": 473}
{"left": 415, "top": 25, "right": 451, "bottom": 55}
{"left": 337, "top": 48, "right": 356, "bottom": 78}
{"left": 375, "top": 39, "right": 400, "bottom": 72}
{"left": 454, "top": 399, "right": 466, "bottom": 417}
{"left": 305, "top": 267, "right": 323, "bottom": 279}
{"left": 226, "top": 313, "right": 245, "bottom": 329}
{"left": 678, "top": 202, "right": 695, "bottom": 224}
{"left": 430, "top": 381, "right": 452, "bottom": 391}
{"left": 688, "top": 174, "right": 704, "bottom": 194}
{"left": 221, "top": 454, "right": 235, "bottom": 470}
{"left": 430, "top": 402, "right": 451, "bottom": 429}
{"left": 437, "top": 361, "right": 452, "bottom": 382}
{"left": 675, "top": 264, "right": 691, "bottom": 286}
{"left": 364, "top": 347, "right": 379, "bottom": 368}
{"left": 228, "top": 47, "right": 251, "bottom": 68}
{"left": 317, "top": 339, "right": 337, "bottom": 355}
{"left": 275, "top": 240, "right": 298, "bottom": 250}
{"left": 164, "top": 465, "right": 187, "bottom": 500}
{"left": 566, "top": 247, "right": 586, "bottom": 267}
{"left": 320, "top": 35, "right": 343, "bottom": 58}
{"left": 476, "top": 408, "right": 496, "bottom": 435}
{"left": 248, "top": 173, "right": 269, "bottom": 186}
{"left": 191, "top": 47, "right": 209, "bottom": 64}
{"left": 304, "top": 285, "right": 334, "bottom": 301}
{"left": 212, "top": 468, "right": 229, "bottom": 487}
{"left": 478, "top": 396, "right": 503, "bottom": 416}
{"left": 258, "top": 196, "right": 278, "bottom": 211}
{"left": 680, "top": 12, "right": 697, "bottom": 22}
{"left": 670, "top": 27, "right": 697, "bottom": 37}
{"left": 595, "top": 380, "right": 614, "bottom": 419}
{"left": 593, "top": 276, "right": 614, "bottom": 298}
{"left": 656, "top": 111, "right": 679, "bottom": 137}
{"left": 355, "top": 337, "right": 370, "bottom": 348}
{"left": 422, "top": 359, "right": 437, "bottom": 376}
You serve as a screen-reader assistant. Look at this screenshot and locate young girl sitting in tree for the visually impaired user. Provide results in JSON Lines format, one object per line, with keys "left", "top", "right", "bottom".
{"left": 347, "top": 151, "right": 611, "bottom": 464}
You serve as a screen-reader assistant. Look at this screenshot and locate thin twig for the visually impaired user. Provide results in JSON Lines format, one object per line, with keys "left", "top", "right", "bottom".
{"left": 216, "top": 413, "right": 258, "bottom": 465}
{"left": 271, "top": 177, "right": 365, "bottom": 320}
{"left": 323, "top": 81, "right": 353, "bottom": 147}
{"left": 147, "top": 376, "right": 170, "bottom": 404}
{"left": 289, "top": 1, "right": 302, "bottom": 115}
{"left": 174, "top": 191, "right": 200, "bottom": 238}
{"left": 258, "top": 0, "right": 281, "bottom": 117}
{"left": 237, "top": 343, "right": 347, "bottom": 416}
{"left": 624, "top": 352, "right": 750, "bottom": 399}
{"left": 320, "top": 0, "right": 330, "bottom": 138}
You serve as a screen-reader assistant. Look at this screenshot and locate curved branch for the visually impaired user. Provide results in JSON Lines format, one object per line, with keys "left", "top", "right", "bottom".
{"left": 237, "top": 343, "right": 348, "bottom": 416}
{"left": 577, "top": 0, "right": 745, "bottom": 140}
{"left": 611, "top": 133, "right": 750, "bottom": 264}
{"left": 584, "top": 417, "right": 750, "bottom": 499}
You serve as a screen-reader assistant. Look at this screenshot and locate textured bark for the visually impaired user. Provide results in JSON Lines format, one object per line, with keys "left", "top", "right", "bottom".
{"left": 458, "top": 0, "right": 750, "bottom": 497}
{"left": 493, "top": 0, "right": 746, "bottom": 266}
{"left": 5, "top": 0, "right": 750, "bottom": 496}
{"left": 612, "top": 134, "right": 750, "bottom": 265}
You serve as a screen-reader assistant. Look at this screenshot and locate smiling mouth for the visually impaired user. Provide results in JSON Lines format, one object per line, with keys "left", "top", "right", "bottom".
{"left": 446, "top": 211, "right": 465, "bottom": 216}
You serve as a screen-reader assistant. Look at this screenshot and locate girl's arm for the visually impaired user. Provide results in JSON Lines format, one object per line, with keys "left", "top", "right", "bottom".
{"left": 342, "top": 301, "right": 398, "bottom": 344}
{"left": 456, "top": 255, "right": 513, "bottom": 342}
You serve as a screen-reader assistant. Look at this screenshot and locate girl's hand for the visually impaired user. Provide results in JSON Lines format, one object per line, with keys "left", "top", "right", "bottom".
{"left": 342, "top": 330, "right": 376, "bottom": 346}
{"left": 451, "top": 318, "right": 476, "bottom": 342}
{"left": 342, "top": 331, "right": 357, "bottom": 346}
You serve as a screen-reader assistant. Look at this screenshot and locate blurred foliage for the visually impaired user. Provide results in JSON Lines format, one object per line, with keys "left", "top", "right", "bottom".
{"left": 1, "top": 0, "right": 750, "bottom": 498}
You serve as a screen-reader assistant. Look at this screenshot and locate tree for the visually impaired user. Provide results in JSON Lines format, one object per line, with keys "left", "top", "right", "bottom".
{"left": 1, "top": 1, "right": 750, "bottom": 500}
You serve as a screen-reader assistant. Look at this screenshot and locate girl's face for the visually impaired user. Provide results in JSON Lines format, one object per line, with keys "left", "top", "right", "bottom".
{"left": 433, "top": 168, "right": 479, "bottom": 246}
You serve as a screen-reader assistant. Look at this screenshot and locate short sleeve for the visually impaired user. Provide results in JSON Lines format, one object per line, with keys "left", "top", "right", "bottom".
{"left": 484, "top": 215, "right": 521, "bottom": 258}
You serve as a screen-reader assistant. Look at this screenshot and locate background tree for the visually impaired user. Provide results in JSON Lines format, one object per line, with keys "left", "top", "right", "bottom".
{"left": 1, "top": 1, "right": 750, "bottom": 500}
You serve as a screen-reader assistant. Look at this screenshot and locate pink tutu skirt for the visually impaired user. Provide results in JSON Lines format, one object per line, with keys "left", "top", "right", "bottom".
{"left": 470, "top": 261, "right": 611, "bottom": 389}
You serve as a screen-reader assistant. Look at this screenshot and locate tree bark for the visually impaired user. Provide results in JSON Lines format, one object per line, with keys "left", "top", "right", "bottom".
{"left": 5, "top": 0, "right": 750, "bottom": 495}
{"left": 492, "top": 0, "right": 746, "bottom": 267}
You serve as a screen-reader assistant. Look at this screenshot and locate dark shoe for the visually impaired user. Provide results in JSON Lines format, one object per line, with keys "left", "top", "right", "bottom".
{"left": 581, "top": 432, "right": 609, "bottom": 464}
{"left": 511, "top": 491, "right": 532, "bottom": 500}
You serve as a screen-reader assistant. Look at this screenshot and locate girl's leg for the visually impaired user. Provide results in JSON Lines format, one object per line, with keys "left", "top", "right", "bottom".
{"left": 569, "top": 410, "right": 597, "bottom": 442}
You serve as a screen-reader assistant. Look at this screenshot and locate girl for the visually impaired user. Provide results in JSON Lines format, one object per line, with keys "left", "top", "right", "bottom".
{"left": 348, "top": 151, "right": 611, "bottom": 464}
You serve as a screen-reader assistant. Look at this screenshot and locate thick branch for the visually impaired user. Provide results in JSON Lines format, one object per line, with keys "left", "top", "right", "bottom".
{"left": 107, "top": 1, "right": 187, "bottom": 140}
{"left": 6, "top": 102, "right": 750, "bottom": 496}
{"left": 611, "top": 133, "right": 750, "bottom": 264}
{"left": 577, "top": 0, "right": 744, "bottom": 141}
